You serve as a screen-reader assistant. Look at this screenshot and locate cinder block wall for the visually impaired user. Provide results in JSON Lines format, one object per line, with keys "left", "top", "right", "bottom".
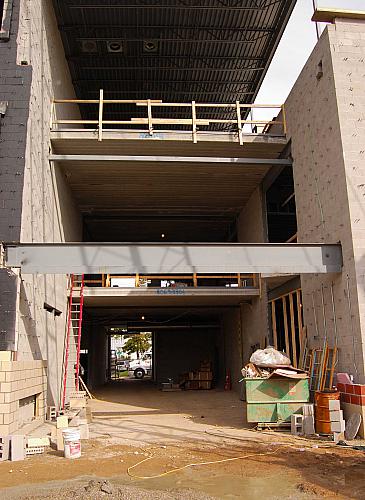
{"left": 0, "top": 360, "right": 47, "bottom": 435}
{"left": 236, "top": 187, "right": 269, "bottom": 366}
{"left": 0, "top": 0, "right": 82, "bottom": 431}
{"left": 285, "top": 19, "right": 365, "bottom": 383}
{"left": 15, "top": 0, "right": 82, "bottom": 408}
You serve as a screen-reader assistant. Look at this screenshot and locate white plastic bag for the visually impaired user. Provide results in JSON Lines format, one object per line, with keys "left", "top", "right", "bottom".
{"left": 249, "top": 346, "right": 291, "bottom": 367}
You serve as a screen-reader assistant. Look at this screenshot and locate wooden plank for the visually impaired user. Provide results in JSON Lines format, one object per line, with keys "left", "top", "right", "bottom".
{"left": 289, "top": 292, "right": 297, "bottom": 367}
{"left": 312, "top": 8, "right": 365, "bottom": 23}
{"left": 297, "top": 290, "right": 303, "bottom": 326}
{"left": 282, "top": 296, "right": 290, "bottom": 358}
{"left": 328, "top": 346, "right": 337, "bottom": 389}
{"left": 191, "top": 100, "right": 197, "bottom": 144}
{"left": 98, "top": 89, "right": 104, "bottom": 142}
{"left": 236, "top": 101, "right": 243, "bottom": 146}
{"left": 271, "top": 300, "right": 278, "bottom": 349}
{"left": 147, "top": 99, "right": 153, "bottom": 136}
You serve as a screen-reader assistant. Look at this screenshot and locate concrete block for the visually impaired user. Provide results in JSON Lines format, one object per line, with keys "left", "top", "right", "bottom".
{"left": 69, "top": 398, "right": 86, "bottom": 409}
{"left": 291, "top": 414, "right": 303, "bottom": 435}
{"left": 56, "top": 416, "right": 68, "bottom": 429}
{"left": 331, "top": 419, "right": 346, "bottom": 433}
{"left": 47, "top": 406, "right": 57, "bottom": 422}
{"left": 303, "top": 415, "right": 315, "bottom": 436}
{"left": 26, "top": 446, "right": 45, "bottom": 456}
{"left": 0, "top": 352, "right": 12, "bottom": 361}
{"left": 0, "top": 436, "right": 10, "bottom": 461}
{"left": 56, "top": 428, "right": 64, "bottom": 451}
{"left": 10, "top": 435, "right": 25, "bottom": 461}
{"left": 330, "top": 410, "right": 344, "bottom": 422}
{"left": 302, "top": 403, "right": 314, "bottom": 416}
{"left": 329, "top": 400, "right": 341, "bottom": 412}
{"left": 27, "top": 437, "right": 50, "bottom": 447}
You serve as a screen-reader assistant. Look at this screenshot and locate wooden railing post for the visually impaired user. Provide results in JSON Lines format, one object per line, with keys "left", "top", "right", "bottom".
{"left": 191, "top": 101, "right": 197, "bottom": 144}
{"left": 147, "top": 99, "right": 153, "bottom": 136}
{"left": 98, "top": 89, "right": 104, "bottom": 141}
{"left": 282, "top": 104, "right": 287, "bottom": 135}
{"left": 236, "top": 101, "right": 243, "bottom": 145}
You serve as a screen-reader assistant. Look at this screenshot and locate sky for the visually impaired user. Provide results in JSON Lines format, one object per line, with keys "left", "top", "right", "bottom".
{"left": 253, "top": 0, "right": 365, "bottom": 122}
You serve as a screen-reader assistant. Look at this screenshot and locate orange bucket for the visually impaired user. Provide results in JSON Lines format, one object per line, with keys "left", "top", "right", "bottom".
{"left": 315, "top": 390, "right": 340, "bottom": 434}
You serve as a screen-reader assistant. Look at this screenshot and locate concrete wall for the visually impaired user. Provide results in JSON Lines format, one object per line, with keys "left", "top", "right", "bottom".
{"left": 0, "top": 0, "right": 82, "bottom": 428}
{"left": 220, "top": 308, "right": 242, "bottom": 391}
{"left": 15, "top": 0, "right": 82, "bottom": 411}
{"left": 236, "top": 187, "right": 270, "bottom": 368}
{"left": 285, "top": 19, "right": 365, "bottom": 382}
{"left": 155, "top": 328, "right": 218, "bottom": 385}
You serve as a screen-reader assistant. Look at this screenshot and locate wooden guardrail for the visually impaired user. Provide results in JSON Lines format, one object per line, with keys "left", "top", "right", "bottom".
{"left": 80, "top": 273, "right": 260, "bottom": 289}
{"left": 51, "top": 90, "right": 286, "bottom": 144}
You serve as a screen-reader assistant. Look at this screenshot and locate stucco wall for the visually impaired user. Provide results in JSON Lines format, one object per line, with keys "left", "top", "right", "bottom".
{"left": 285, "top": 20, "right": 365, "bottom": 382}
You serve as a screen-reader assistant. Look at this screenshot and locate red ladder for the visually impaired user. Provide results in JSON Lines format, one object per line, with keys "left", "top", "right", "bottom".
{"left": 61, "top": 274, "right": 85, "bottom": 410}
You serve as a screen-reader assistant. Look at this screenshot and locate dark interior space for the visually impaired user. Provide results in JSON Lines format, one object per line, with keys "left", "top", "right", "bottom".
{"left": 83, "top": 305, "right": 241, "bottom": 391}
{"left": 265, "top": 165, "right": 297, "bottom": 242}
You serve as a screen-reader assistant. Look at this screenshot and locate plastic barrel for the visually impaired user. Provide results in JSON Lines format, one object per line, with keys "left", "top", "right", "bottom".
{"left": 314, "top": 390, "right": 340, "bottom": 434}
{"left": 62, "top": 428, "right": 81, "bottom": 459}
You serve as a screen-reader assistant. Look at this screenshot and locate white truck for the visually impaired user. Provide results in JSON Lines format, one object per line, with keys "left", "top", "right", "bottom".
{"left": 128, "top": 353, "right": 152, "bottom": 379}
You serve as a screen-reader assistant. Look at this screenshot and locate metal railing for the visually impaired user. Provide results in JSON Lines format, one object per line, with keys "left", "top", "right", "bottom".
{"left": 50, "top": 90, "right": 286, "bottom": 144}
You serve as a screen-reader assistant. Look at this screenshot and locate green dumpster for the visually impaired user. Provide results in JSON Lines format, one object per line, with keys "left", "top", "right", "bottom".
{"left": 244, "top": 377, "right": 310, "bottom": 423}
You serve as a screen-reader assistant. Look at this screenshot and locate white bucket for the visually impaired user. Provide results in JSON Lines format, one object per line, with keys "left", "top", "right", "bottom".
{"left": 62, "top": 428, "right": 81, "bottom": 459}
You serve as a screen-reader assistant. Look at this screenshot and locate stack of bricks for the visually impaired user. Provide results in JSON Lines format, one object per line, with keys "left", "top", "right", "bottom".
{"left": 336, "top": 382, "right": 365, "bottom": 406}
{"left": 336, "top": 382, "right": 365, "bottom": 438}
{"left": 0, "top": 359, "right": 47, "bottom": 435}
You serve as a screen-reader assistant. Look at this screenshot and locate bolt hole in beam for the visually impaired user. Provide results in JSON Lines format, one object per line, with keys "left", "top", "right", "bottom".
{"left": 4, "top": 243, "right": 342, "bottom": 275}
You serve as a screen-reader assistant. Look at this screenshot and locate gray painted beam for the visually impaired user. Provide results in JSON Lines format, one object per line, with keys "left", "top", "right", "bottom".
{"left": 4, "top": 243, "right": 342, "bottom": 274}
{"left": 49, "top": 155, "right": 292, "bottom": 165}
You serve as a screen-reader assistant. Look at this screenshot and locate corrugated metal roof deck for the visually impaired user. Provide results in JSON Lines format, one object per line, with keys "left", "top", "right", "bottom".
{"left": 53, "top": 0, "right": 296, "bottom": 125}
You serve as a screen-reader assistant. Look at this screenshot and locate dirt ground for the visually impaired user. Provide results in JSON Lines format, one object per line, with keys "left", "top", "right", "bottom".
{"left": 1, "top": 380, "right": 365, "bottom": 499}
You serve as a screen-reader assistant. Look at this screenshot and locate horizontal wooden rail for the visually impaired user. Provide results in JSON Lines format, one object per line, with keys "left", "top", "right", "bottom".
{"left": 51, "top": 90, "right": 286, "bottom": 144}
{"left": 78, "top": 273, "right": 259, "bottom": 289}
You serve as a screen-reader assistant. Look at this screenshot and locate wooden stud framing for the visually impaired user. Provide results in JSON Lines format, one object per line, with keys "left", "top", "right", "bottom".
{"left": 289, "top": 292, "right": 297, "bottom": 367}
{"left": 271, "top": 301, "right": 278, "bottom": 349}
{"left": 193, "top": 273, "right": 198, "bottom": 287}
{"left": 147, "top": 99, "right": 153, "bottom": 136}
{"left": 98, "top": 89, "right": 104, "bottom": 142}
{"left": 236, "top": 100, "right": 243, "bottom": 145}
{"left": 282, "top": 296, "right": 290, "bottom": 357}
{"left": 237, "top": 273, "right": 242, "bottom": 288}
{"left": 191, "top": 100, "right": 197, "bottom": 143}
{"left": 51, "top": 97, "right": 286, "bottom": 138}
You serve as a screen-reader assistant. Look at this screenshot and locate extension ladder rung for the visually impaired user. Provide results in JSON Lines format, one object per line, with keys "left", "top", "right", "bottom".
{"left": 61, "top": 273, "right": 85, "bottom": 410}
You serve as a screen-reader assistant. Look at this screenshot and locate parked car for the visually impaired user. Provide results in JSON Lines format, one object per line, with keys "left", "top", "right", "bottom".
{"left": 116, "top": 359, "right": 129, "bottom": 371}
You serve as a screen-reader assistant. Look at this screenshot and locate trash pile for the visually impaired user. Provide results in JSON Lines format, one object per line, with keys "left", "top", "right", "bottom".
{"left": 241, "top": 346, "right": 307, "bottom": 379}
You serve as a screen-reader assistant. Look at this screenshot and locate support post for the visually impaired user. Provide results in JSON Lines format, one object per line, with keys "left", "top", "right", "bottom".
{"left": 191, "top": 101, "right": 197, "bottom": 144}
{"left": 98, "top": 89, "right": 104, "bottom": 142}
{"left": 236, "top": 101, "right": 243, "bottom": 145}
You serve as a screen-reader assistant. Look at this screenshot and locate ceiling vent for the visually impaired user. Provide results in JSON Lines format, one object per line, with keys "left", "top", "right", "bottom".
{"left": 143, "top": 39, "right": 159, "bottom": 53}
{"left": 80, "top": 40, "right": 98, "bottom": 53}
{"left": 107, "top": 40, "right": 124, "bottom": 53}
